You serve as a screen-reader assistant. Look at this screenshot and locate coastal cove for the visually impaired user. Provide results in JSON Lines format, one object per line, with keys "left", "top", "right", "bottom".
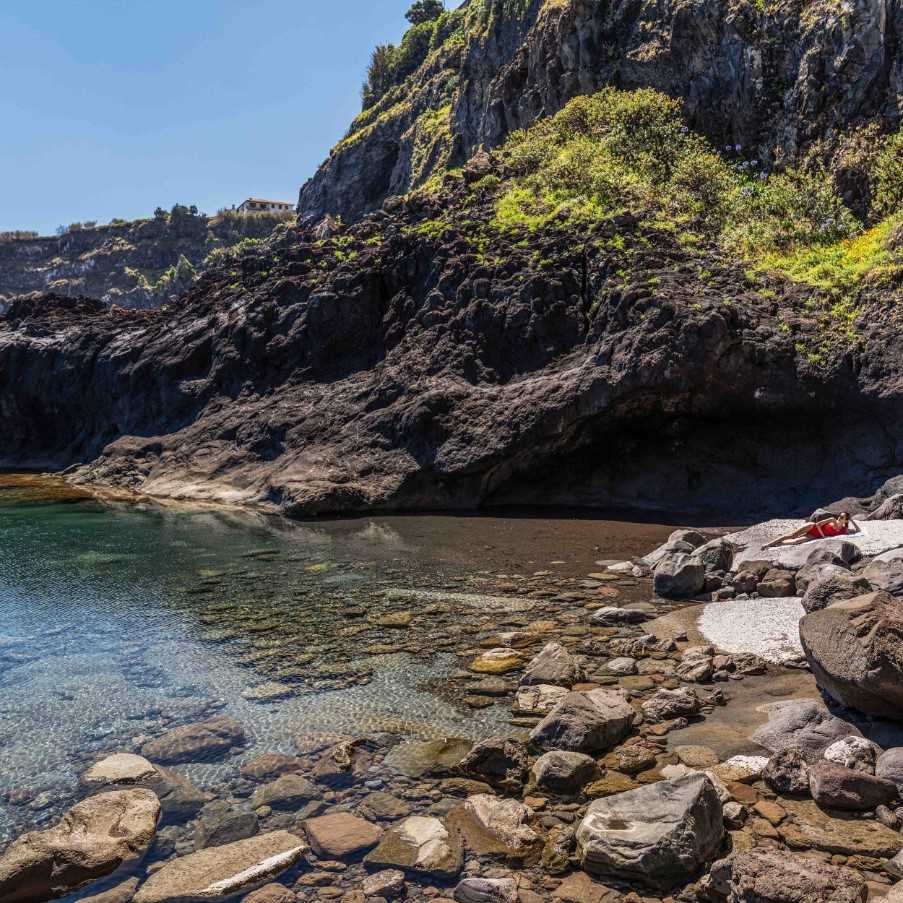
{"left": 0, "top": 475, "right": 690, "bottom": 850}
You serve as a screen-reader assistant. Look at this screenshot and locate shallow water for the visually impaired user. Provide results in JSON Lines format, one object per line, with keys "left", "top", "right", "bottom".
{"left": 0, "top": 475, "right": 681, "bottom": 845}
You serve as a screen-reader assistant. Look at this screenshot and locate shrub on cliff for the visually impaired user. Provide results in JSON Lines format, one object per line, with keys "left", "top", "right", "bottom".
{"left": 495, "top": 88, "right": 738, "bottom": 231}
{"left": 871, "top": 130, "right": 903, "bottom": 220}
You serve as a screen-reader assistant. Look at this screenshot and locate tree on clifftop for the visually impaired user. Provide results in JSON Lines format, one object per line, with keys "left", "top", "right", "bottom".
{"left": 405, "top": 0, "right": 444, "bottom": 25}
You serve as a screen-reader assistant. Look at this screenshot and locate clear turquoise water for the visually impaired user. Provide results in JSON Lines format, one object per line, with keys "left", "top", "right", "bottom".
{"left": 0, "top": 482, "right": 518, "bottom": 844}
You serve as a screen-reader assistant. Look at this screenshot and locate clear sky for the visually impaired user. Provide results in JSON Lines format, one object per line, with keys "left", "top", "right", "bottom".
{"left": 0, "top": 1, "right": 463, "bottom": 235}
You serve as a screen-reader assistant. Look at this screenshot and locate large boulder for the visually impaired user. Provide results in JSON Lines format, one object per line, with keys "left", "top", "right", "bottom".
{"left": 693, "top": 538, "right": 734, "bottom": 573}
{"left": 802, "top": 573, "right": 871, "bottom": 613}
{"left": 364, "top": 816, "right": 463, "bottom": 879}
{"left": 751, "top": 700, "right": 862, "bottom": 761}
{"left": 0, "top": 789, "right": 161, "bottom": 903}
{"left": 808, "top": 761, "right": 898, "bottom": 810}
{"left": 653, "top": 553, "right": 705, "bottom": 598}
{"left": 794, "top": 560, "right": 849, "bottom": 595}
{"left": 707, "top": 849, "right": 867, "bottom": 902}
{"left": 519, "top": 642, "right": 583, "bottom": 687}
{"left": 530, "top": 688, "right": 635, "bottom": 754}
{"left": 799, "top": 591, "right": 903, "bottom": 718}
{"left": 459, "top": 737, "right": 530, "bottom": 792}
{"left": 140, "top": 716, "right": 246, "bottom": 765}
{"left": 575, "top": 773, "right": 723, "bottom": 889}
{"left": 132, "top": 831, "right": 306, "bottom": 903}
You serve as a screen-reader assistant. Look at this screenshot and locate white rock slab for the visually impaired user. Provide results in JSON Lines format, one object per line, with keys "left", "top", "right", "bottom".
{"left": 726, "top": 519, "right": 903, "bottom": 570}
{"left": 697, "top": 597, "right": 805, "bottom": 664}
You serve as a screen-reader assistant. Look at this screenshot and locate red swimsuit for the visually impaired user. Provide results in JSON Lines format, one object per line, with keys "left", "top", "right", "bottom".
{"left": 807, "top": 521, "right": 848, "bottom": 539}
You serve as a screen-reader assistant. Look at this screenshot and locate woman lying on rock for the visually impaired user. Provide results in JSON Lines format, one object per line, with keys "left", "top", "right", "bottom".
{"left": 764, "top": 512, "right": 861, "bottom": 548}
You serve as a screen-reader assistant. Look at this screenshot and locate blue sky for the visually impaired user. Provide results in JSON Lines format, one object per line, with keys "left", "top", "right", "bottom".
{"left": 0, "top": 1, "right": 463, "bottom": 235}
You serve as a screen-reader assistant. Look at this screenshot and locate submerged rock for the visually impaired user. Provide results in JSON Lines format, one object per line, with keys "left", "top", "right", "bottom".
{"left": 303, "top": 812, "right": 382, "bottom": 859}
{"left": 576, "top": 773, "right": 723, "bottom": 888}
{"left": 80, "top": 753, "right": 157, "bottom": 788}
{"left": 140, "top": 716, "right": 246, "bottom": 765}
{"left": 0, "top": 789, "right": 160, "bottom": 903}
{"left": 132, "top": 831, "right": 306, "bottom": 903}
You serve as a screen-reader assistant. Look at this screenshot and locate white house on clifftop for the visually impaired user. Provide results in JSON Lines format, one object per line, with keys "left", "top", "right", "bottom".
{"left": 237, "top": 197, "right": 295, "bottom": 214}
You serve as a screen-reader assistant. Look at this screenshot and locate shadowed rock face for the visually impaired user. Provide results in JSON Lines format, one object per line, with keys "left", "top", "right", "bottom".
{"left": 299, "top": 0, "right": 903, "bottom": 221}
{"left": 3, "top": 186, "right": 903, "bottom": 518}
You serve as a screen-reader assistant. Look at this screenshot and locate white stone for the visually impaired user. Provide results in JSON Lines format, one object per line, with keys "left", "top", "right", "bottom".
{"left": 697, "top": 596, "right": 805, "bottom": 663}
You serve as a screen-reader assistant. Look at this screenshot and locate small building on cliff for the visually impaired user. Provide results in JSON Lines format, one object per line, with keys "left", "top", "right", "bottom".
{"left": 237, "top": 197, "right": 295, "bottom": 214}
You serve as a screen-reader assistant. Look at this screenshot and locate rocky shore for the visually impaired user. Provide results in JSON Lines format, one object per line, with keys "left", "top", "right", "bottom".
{"left": 5, "top": 490, "right": 903, "bottom": 902}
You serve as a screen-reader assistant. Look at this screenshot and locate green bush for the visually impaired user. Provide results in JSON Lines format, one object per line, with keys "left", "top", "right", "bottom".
{"left": 725, "top": 167, "right": 859, "bottom": 254}
{"left": 361, "top": 18, "right": 437, "bottom": 109}
{"left": 872, "top": 130, "right": 903, "bottom": 219}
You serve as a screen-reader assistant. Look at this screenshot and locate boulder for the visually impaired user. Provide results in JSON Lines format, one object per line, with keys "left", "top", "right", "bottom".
{"left": 756, "top": 569, "right": 796, "bottom": 597}
{"left": 865, "top": 494, "right": 903, "bottom": 520}
{"left": 454, "top": 877, "right": 518, "bottom": 903}
{"left": 530, "top": 688, "right": 635, "bottom": 754}
{"left": 451, "top": 795, "right": 539, "bottom": 858}
{"left": 707, "top": 849, "right": 867, "bottom": 902}
{"left": 512, "top": 684, "right": 568, "bottom": 716}
{"left": 693, "top": 538, "right": 734, "bottom": 573}
{"left": 519, "top": 642, "right": 582, "bottom": 687}
{"left": 132, "top": 831, "right": 306, "bottom": 903}
{"left": 762, "top": 746, "right": 810, "bottom": 795}
{"left": 303, "top": 812, "right": 381, "bottom": 859}
{"left": 576, "top": 773, "right": 723, "bottom": 889}
{"left": 751, "top": 699, "right": 862, "bottom": 761}
{"left": 877, "top": 747, "right": 903, "bottom": 792}
{"left": 642, "top": 688, "right": 699, "bottom": 723}
{"left": 459, "top": 737, "right": 530, "bottom": 792}
{"left": 364, "top": 815, "right": 462, "bottom": 879}
{"left": 799, "top": 591, "right": 903, "bottom": 718}
{"left": 530, "top": 751, "right": 597, "bottom": 794}
{"left": 140, "top": 716, "right": 245, "bottom": 765}
{"left": 822, "top": 736, "right": 881, "bottom": 773}
{"left": 808, "top": 761, "right": 898, "bottom": 810}
{"left": 802, "top": 572, "right": 872, "bottom": 612}
{"left": 653, "top": 553, "right": 705, "bottom": 598}
{"left": 0, "top": 789, "right": 161, "bottom": 903}
{"left": 794, "top": 560, "right": 849, "bottom": 595}
{"left": 78, "top": 877, "right": 141, "bottom": 903}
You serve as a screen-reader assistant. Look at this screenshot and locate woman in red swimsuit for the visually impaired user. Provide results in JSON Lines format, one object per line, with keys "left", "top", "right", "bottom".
{"left": 764, "top": 512, "right": 861, "bottom": 548}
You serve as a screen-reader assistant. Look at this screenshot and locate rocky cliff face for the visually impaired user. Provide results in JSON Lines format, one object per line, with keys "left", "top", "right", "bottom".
{"left": 0, "top": 212, "right": 283, "bottom": 311}
{"left": 2, "top": 165, "right": 901, "bottom": 517}
{"left": 300, "top": 0, "right": 903, "bottom": 222}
